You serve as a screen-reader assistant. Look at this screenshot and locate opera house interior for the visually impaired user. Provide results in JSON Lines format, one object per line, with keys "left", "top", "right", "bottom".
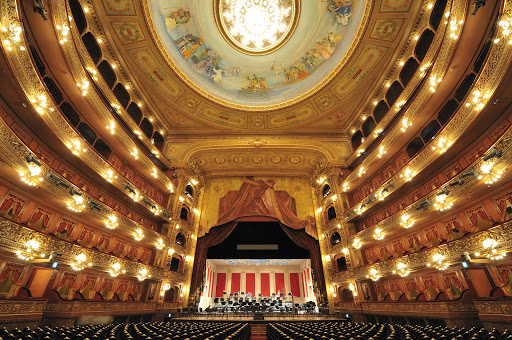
{"left": 1, "top": 0, "right": 512, "bottom": 338}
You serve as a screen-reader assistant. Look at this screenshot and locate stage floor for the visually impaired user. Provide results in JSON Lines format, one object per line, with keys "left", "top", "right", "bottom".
{"left": 174, "top": 314, "right": 342, "bottom": 322}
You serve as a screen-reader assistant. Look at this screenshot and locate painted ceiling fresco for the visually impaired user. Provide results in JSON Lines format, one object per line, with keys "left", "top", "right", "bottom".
{"left": 149, "top": 0, "right": 364, "bottom": 107}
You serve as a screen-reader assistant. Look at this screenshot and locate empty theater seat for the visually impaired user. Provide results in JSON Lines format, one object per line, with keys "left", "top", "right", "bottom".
{"left": 267, "top": 322, "right": 512, "bottom": 340}
{"left": 0, "top": 321, "right": 250, "bottom": 340}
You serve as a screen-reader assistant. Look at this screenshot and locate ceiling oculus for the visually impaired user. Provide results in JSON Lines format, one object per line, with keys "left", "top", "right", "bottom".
{"left": 214, "top": 0, "right": 300, "bottom": 55}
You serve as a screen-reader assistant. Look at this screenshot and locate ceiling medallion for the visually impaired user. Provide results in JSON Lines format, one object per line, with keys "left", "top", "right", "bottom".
{"left": 214, "top": 0, "right": 300, "bottom": 55}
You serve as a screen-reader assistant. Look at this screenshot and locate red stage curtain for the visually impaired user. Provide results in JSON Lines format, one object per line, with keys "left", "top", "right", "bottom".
{"left": 215, "top": 273, "right": 226, "bottom": 297}
{"left": 190, "top": 222, "right": 238, "bottom": 297}
{"left": 279, "top": 223, "right": 326, "bottom": 297}
{"left": 290, "top": 273, "right": 301, "bottom": 297}
{"left": 275, "top": 273, "right": 285, "bottom": 294}
{"left": 231, "top": 273, "right": 240, "bottom": 294}
{"left": 246, "top": 273, "right": 255, "bottom": 296}
{"left": 302, "top": 271, "right": 308, "bottom": 297}
{"left": 261, "top": 273, "right": 270, "bottom": 296}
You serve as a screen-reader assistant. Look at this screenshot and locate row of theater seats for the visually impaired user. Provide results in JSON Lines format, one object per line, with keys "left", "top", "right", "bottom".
{"left": 267, "top": 322, "right": 512, "bottom": 340}
{"left": 0, "top": 322, "right": 251, "bottom": 340}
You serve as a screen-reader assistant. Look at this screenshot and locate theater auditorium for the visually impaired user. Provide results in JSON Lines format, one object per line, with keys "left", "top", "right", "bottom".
{"left": 0, "top": 0, "right": 511, "bottom": 338}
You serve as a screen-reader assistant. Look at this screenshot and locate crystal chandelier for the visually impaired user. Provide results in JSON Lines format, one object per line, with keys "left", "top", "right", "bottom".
{"left": 105, "top": 215, "right": 118, "bottom": 229}
{"left": 215, "top": 0, "right": 299, "bottom": 55}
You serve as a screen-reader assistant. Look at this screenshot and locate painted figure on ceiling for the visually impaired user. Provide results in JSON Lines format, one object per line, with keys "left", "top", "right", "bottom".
{"left": 327, "top": 0, "right": 352, "bottom": 25}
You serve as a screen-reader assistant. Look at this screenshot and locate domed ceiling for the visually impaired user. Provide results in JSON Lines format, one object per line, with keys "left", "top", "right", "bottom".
{"left": 148, "top": 0, "right": 366, "bottom": 108}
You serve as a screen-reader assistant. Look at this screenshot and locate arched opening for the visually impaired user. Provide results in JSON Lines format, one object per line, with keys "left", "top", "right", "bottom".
{"left": 336, "top": 256, "right": 347, "bottom": 271}
{"left": 327, "top": 206, "right": 336, "bottom": 220}
{"left": 180, "top": 207, "right": 189, "bottom": 221}
{"left": 185, "top": 185, "right": 194, "bottom": 199}
{"left": 330, "top": 232, "right": 341, "bottom": 246}
{"left": 170, "top": 256, "right": 182, "bottom": 272}
{"left": 164, "top": 287, "right": 176, "bottom": 301}
{"left": 175, "top": 233, "right": 186, "bottom": 246}
{"left": 322, "top": 185, "right": 331, "bottom": 198}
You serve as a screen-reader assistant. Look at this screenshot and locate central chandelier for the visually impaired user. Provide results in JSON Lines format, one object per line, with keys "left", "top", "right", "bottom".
{"left": 215, "top": 0, "right": 300, "bottom": 55}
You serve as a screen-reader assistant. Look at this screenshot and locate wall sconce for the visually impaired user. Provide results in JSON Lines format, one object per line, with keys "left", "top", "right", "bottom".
{"left": 324, "top": 255, "right": 331, "bottom": 262}
{"left": 151, "top": 205, "right": 161, "bottom": 216}
{"left": 342, "top": 182, "right": 350, "bottom": 192}
{"left": 431, "top": 137, "right": 451, "bottom": 154}
{"left": 434, "top": 189, "right": 453, "bottom": 211}
{"left": 316, "top": 177, "right": 326, "bottom": 184}
{"left": 393, "top": 263, "right": 410, "bottom": 277}
{"left": 130, "top": 148, "right": 139, "bottom": 160}
{"left": 72, "top": 253, "right": 92, "bottom": 271}
{"left": 109, "top": 263, "right": 125, "bottom": 277}
{"left": 400, "top": 168, "right": 415, "bottom": 182}
{"left": 348, "top": 283, "right": 357, "bottom": 296}
{"left": 186, "top": 255, "right": 193, "bottom": 262}
{"left": 168, "top": 183, "right": 174, "bottom": 193}
{"left": 478, "top": 161, "right": 505, "bottom": 185}
{"left": 16, "top": 239, "right": 45, "bottom": 261}
{"left": 373, "top": 228, "right": 385, "bottom": 240}
{"left": 401, "top": 118, "right": 412, "bottom": 132}
{"left": 137, "top": 268, "right": 151, "bottom": 281}
{"left": 67, "top": 140, "right": 86, "bottom": 156}
{"left": 427, "top": 253, "right": 449, "bottom": 270}
{"left": 105, "top": 215, "right": 118, "bottom": 229}
{"left": 168, "top": 248, "right": 175, "bottom": 255}
{"left": 103, "top": 169, "right": 117, "bottom": 183}
{"left": 179, "top": 196, "right": 185, "bottom": 202}
{"left": 377, "top": 146, "right": 387, "bottom": 158}
{"left": 400, "top": 214, "right": 414, "bottom": 229}
{"left": 475, "top": 238, "right": 506, "bottom": 260}
{"left": 20, "top": 156, "right": 44, "bottom": 186}
{"left": 352, "top": 238, "right": 362, "bottom": 249}
{"left": 190, "top": 178, "right": 199, "bottom": 185}
{"left": 342, "top": 248, "right": 349, "bottom": 255}
{"left": 67, "top": 190, "right": 85, "bottom": 212}
{"left": 366, "top": 268, "right": 380, "bottom": 281}
{"left": 134, "top": 228, "right": 144, "bottom": 241}
{"left": 155, "top": 239, "right": 164, "bottom": 250}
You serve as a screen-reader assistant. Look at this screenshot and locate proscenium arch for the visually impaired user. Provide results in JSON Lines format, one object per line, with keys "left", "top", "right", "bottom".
{"left": 189, "top": 217, "right": 326, "bottom": 305}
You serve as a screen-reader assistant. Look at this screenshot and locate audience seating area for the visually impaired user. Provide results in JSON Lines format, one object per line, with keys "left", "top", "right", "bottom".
{"left": 267, "top": 322, "right": 512, "bottom": 340}
{"left": 0, "top": 322, "right": 251, "bottom": 340}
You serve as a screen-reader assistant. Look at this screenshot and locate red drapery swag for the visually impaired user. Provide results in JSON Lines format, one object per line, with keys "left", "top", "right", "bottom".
{"left": 216, "top": 177, "right": 317, "bottom": 238}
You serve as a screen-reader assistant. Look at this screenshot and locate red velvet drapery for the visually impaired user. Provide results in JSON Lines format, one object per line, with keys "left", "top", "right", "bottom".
{"left": 278, "top": 223, "right": 326, "bottom": 298}
{"left": 190, "top": 221, "right": 238, "bottom": 297}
